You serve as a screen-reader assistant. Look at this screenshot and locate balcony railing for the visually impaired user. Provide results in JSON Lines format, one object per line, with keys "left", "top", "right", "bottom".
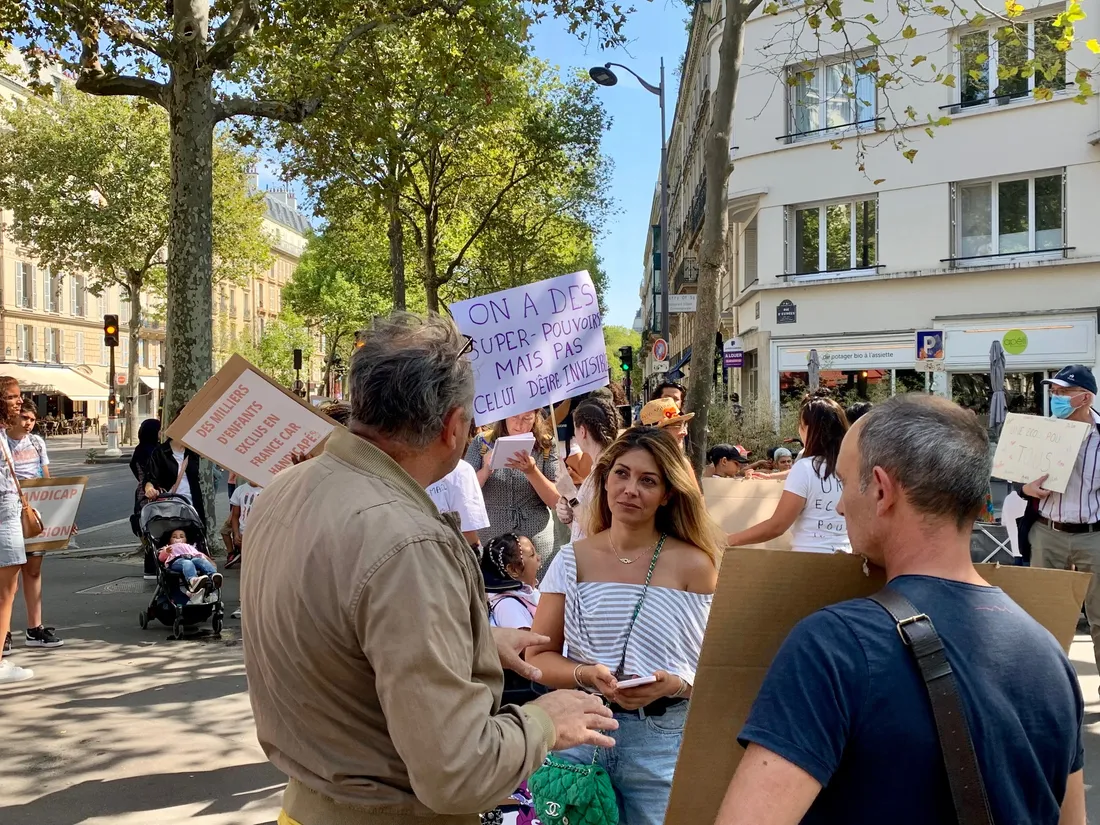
{"left": 689, "top": 176, "right": 706, "bottom": 238}
{"left": 674, "top": 257, "right": 699, "bottom": 292}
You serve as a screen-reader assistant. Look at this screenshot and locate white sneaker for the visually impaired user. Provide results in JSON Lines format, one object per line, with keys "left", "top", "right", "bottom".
{"left": 0, "top": 659, "right": 34, "bottom": 684}
{"left": 231, "top": 608, "right": 241, "bottom": 619}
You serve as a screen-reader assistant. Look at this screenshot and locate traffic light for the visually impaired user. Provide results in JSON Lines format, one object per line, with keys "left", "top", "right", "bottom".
{"left": 103, "top": 314, "right": 120, "bottom": 347}
{"left": 618, "top": 345, "right": 634, "bottom": 373}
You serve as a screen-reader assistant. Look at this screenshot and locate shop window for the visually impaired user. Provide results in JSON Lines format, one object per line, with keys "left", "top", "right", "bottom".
{"left": 951, "top": 371, "right": 1046, "bottom": 418}
{"left": 743, "top": 350, "right": 759, "bottom": 402}
{"left": 958, "top": 16, "right": 1065, "bottom": 109}
{"left": 789, "top": 198, "right": 877, "bottom": 275}
{"left": 952, "top": 171, "right": 1063, "bottom": 262}
{"left": 787, "top": 56, "right": 876, "bottom": 140}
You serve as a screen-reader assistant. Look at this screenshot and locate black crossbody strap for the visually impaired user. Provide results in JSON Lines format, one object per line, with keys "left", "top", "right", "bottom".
{"left": 868, "top": 588, "right": 994, "bottom": 825}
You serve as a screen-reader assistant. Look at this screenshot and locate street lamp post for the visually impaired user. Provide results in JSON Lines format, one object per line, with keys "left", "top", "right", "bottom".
{"left": 589, "top": 60, "right": 669, "bottom": 344}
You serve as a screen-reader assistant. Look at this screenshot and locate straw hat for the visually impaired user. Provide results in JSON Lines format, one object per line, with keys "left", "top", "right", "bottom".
{"left": 639, "top": 397, "right": 695, "bottom": 428}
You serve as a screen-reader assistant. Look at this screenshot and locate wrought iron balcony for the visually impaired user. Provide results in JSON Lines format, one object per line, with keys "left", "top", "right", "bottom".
{"left": 689, "top": 176, "right": 706, "bottom": 238}
{"left": 674, "top": 257, "right": 699, "bottom": 292}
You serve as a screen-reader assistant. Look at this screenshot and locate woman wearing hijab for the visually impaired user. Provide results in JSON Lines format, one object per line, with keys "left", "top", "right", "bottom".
{"left": 130, "top": 419, "right": 162, "bottom": 579}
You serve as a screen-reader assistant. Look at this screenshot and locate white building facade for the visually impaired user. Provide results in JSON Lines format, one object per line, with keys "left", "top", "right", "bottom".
{"left": 648, "top": 0, "right": 1100, "bottom": 418}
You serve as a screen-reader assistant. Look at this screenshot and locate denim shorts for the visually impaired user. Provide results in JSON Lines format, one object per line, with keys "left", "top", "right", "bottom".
{"left": 0, "top": 496, "right": 26, "bottom": 568}
{"left": 555, "top": 700, "right": 688, "bottom": 825}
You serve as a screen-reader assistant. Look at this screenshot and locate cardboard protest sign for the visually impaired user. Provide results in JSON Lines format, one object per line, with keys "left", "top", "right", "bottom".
{"left": 703, "top": 477, "right": 791, "bottom": 550}
{"left": 165, "top": 355, "right": 339, "bottom": 487}
{"left": 22, "top": 476, "right": 87, "bottom": 551}
{"left": 449, "top": 271, "right": 609, "bottom": 425}
{"left": 665, "top": 550, "right": 1090, "bottom": 825}
{"left": 992, "top": 412, "right": 1090, "bottom": 493}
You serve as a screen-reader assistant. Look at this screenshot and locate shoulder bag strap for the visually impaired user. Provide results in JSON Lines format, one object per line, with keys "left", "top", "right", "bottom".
{"left": 615, "top": 534, "right": 666, "bottom": 678}
{"left": 1, "top": 436, "right": 31, "bottom": 512}
{"left": 170, "top": 455, "right": 189, "bottom": 495}
{"left": 868, "top": 588, "right": 994, "bottom": 825}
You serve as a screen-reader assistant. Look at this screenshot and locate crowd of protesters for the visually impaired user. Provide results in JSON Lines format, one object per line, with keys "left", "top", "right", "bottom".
{"left": 0, "top": 310, "right": 1093, "bottom": 825}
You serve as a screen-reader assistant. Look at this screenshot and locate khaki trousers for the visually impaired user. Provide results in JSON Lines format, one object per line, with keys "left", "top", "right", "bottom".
{"left": 1030, "top": 521, "right": 1100, "bottom": 666}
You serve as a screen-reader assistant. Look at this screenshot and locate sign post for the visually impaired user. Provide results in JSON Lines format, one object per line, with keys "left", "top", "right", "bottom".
{"left": 722, "top": 337, "right": 744, "bottom": 369}
{"left": 652, "top": 338, "right": 669, "bottom": 363}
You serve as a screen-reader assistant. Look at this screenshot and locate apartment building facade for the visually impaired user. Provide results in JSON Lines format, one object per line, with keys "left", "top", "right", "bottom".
{"left": 647, "top": 0, "right": 1100, "bottom": 418}
{"left": 0, "top": 66, "right": 321, "bottom": 421}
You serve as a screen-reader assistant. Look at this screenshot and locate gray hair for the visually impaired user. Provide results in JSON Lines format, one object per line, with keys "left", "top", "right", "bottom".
{"left": 858, "top": 395, "right": 990, "bottom": 529}
{"left": 349, "top": 313, "right": 474, "bottom": 448}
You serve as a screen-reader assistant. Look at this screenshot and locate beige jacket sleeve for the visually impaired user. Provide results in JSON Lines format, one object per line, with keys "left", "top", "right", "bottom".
{"left": 356, "top": 534, "right": 553, "bottom": 815}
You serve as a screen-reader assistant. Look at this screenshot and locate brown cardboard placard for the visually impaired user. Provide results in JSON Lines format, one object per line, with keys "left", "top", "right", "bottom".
{"left": 21, "top": 476, "right": 88, "bottom": 551}
{"left": 702, "top": 477, "right": 791, "bottom": 550}
{"left": 665, "top": 550, "right": 1090, "bottom": 825}
{"left": 165, "top": 355, "right": 342, "bottom": 487}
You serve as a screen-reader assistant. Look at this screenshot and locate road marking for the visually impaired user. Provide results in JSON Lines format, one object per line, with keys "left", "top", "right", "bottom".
{"left": 75, "top": 517, "right": 131, "bottom": 535}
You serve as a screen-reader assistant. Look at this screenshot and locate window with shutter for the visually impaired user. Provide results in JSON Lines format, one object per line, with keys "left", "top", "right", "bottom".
{"left": 76, "top": 332, "right": 85, "bottom": 364}
{"left": 743, "top": 218, "right": 759, "bottom": 290}
{"left": 15, "top": 263, "right": 24, "bottom": 308}
{"left": 30, "top": 265, "right": 38, "bottom": 310}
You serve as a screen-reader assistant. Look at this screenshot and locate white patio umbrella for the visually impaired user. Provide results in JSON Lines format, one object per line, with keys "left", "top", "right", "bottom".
{"left": 808, "top": 348, "right": 821, "bottom": 391}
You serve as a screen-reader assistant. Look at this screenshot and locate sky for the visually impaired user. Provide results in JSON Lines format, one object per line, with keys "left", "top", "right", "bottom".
{"left": 255, "top": 2, "right": 690, "bottom": 330}
{"left": 527, "top": 2, "right": 689, "bottom": 330}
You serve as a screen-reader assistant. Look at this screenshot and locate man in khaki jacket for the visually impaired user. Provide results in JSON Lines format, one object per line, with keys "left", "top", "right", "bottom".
{"left": 243, "top": 313, "right": 615, "bottom": 825}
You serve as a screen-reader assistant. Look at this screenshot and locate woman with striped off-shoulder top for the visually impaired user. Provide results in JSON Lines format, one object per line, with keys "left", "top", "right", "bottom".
{"left": 527, "top": 426, "right": 722, "bottom": 825}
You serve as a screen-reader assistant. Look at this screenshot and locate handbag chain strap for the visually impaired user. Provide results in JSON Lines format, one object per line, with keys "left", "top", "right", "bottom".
{"left": 614, "top": 534, "right": 666, "bottom": 679}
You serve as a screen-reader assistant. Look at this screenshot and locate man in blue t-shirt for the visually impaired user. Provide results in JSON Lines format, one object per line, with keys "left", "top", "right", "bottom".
{"left": 716, "top": 395, "right": 1085, "bottom": 825}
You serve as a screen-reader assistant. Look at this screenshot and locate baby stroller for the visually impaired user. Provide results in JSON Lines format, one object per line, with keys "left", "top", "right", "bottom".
{"left": 137, "top": 494, "right": 225, "bottom": 639}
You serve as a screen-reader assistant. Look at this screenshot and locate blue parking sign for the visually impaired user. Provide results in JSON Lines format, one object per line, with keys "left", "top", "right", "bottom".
{"left": 916, "top": 330, "right": 944, "bottom": 360}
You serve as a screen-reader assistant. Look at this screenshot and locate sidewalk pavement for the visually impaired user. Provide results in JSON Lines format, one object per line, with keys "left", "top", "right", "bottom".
{"left": 0, "top": 554, "right": 280, "bottom": 825}
{"left": 3, "top": 553, "right": 1100, "bottom": 823}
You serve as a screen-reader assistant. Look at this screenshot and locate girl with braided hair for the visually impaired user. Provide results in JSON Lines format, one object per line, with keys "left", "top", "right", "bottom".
{"left": 480, "top": 533, "right": 540, "bottom": 630}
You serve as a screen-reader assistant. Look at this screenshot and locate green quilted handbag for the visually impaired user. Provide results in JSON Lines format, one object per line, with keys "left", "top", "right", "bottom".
{"left": 529, "top": 752, "right": 619, "bottom": 825}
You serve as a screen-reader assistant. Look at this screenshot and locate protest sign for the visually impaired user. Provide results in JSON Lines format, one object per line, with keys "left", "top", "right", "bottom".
{"left": 992, "top": 412, "right": 1090, "bottom": 493}
{"left": 665, "top": 550, "right": 1090, "bottom": 825}
{"left": 21, "top": 476, "right": 87, "bottom": 551}
{"left": 165, "top": 355, "right": 340, "bottom": 487}
{"left": 449, "top": 271, "right": 609, "bottom": 424}
{"left": 703, "top": 477, "right": 791, "bottom": 550}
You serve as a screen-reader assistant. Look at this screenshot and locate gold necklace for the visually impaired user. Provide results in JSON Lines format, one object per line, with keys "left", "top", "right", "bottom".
{"left": 608, "top": 533, "right": 659, "bottom": 565}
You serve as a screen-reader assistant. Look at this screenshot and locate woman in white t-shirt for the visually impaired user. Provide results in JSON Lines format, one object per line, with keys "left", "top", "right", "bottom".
{"left": 726, "top": 396, "right": 851, "bottom": 553}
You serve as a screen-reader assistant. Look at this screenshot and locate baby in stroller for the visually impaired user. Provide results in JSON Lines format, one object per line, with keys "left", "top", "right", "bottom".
{"left": 158, "top": 529, "right": 223, "bottom": 601}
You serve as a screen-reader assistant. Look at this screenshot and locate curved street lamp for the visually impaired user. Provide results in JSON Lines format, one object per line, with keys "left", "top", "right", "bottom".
{"left": 589, "top": 60, "right": 669, "bottom": 344}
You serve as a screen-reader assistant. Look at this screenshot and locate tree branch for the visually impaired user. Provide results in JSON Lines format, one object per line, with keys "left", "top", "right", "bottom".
{"left": 61, "top": 3, "right": 167, "bottom": 105}
{"left": 207, "top": 0, "right": 262, "bottom": 70}
{"left": 76, "top": 71, "right": 167, "bottom": 105}
{"left": 215, "top": 97, "right": 321, "bottom": 123}
{"left": 101, "top": 15, "right": 171, "bottom": 60}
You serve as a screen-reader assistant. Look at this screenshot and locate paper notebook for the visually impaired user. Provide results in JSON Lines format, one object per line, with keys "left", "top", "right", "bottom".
{"left": 489, "top": 434, "right": 536, "bottom": 471}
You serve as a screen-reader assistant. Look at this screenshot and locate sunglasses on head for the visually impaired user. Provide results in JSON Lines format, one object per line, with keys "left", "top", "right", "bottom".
{"left": 458, "top": 334, "right": 474, "bottom": 359}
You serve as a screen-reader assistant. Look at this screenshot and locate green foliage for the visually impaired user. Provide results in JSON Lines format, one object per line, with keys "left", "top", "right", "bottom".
{"left": 283, "top": 215, "right": 391, "bottom": 370}
{"left": 0, "top": 86, "right": 269, "bottom": 297}
{"left": 602, "top": 324, "right": 642, "bottom": 397}
{"left": 230, "top": 311, "right": 315, "bottom": 388}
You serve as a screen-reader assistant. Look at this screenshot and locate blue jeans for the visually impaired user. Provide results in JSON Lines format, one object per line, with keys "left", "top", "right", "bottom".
{"left": 555, "top": 701, "right": 688, "bottom": 825}
{"left": 169, "top": 556, "right": 217, "bottom": 580}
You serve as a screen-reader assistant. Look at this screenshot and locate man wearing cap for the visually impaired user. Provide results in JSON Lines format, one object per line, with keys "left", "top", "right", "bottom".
{"left": 1025, "top": 364, "right": 1100, "bottom": 668}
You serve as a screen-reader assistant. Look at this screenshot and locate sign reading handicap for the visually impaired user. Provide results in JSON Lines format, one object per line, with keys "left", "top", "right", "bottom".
{"left": 450, "top": 271, "right": 609, "bottom": 425}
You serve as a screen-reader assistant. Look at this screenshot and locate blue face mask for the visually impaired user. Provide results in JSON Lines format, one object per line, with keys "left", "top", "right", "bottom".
{"left": 1050, "top": 395, "right": 1076, "bottom": 419}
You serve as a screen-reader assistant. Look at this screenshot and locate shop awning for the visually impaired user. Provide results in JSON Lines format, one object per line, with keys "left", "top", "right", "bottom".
{"left": 139, "top": 375, "right": 159, "bottom": 390}
{"left": 0, "top": 364, "right": 110, "bottom": 401}
{"left": 669, "top": 346, "right": 693, "bottom": 377}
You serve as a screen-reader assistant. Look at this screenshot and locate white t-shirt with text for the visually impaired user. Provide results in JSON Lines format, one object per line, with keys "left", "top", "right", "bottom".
{"left": 230, "top": 482, "right": 263, "bottom": 535}
{"left": 427, "top": 461, "right": 490, "bottom": 535}
{"left": 7, "top": 434, "right": 48, "bottom": 480}
{"left": 783, "top": 457, "right": 851, "bottom": 554}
